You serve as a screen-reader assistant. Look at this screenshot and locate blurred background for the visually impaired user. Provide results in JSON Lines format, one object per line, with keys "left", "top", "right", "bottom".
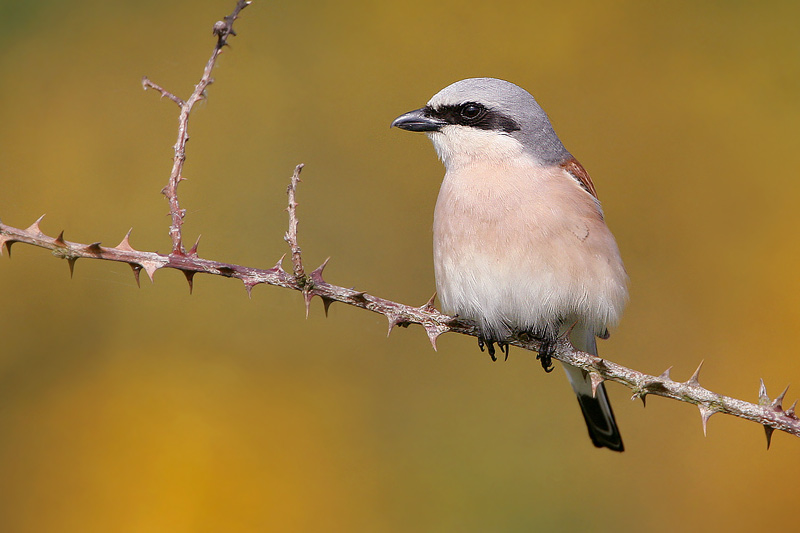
{"left": 1, "top": 1, "right": 799, "bottom": 531}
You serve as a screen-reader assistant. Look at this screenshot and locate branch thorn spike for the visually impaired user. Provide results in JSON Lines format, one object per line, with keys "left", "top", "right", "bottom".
{"left": 423, "top": 323, "right": 445, "bottom": 351}
{"left": 183, "top": 271, "right": 195, "bottom": 294}
{"left": 0, "top": 233, "right": 12, "bottom": 257}
{"left": 698, "top": 404, "right": 715, "bottom": 436}
{"left": 386, "top": 312, "right": 402, "bottom": 337}
{"left": 321, "top": 296, "right": 334, "bottom": 317}
{"left": 658, "top": 366, "right": 673, "bottom": 381}
{"left": 26, "top": 214, "right": 46, "bottom": 235}
{"left": 116, "top": 229, "right": 136, "bottom": 252}
{"left": 139, "top": 260, "right": 161, "bottom": 283}
{"left": 687, "top": 360, "right": 704, "bottom": 386}
{"left": 350, "top": 289, "right": 368, "bottom": 303}
{"left": 244, "top": 280, "right": 256, "bottom": 299}
{"left": 67, "top": 257, "right": 77, "bottom": 278}
{"left": 590, "top": 372, "right": 605, "bottom": 398}
{"left": 758, "top": 379, "right": 769, "bottom": 406}
{"left": 303, "top": 289, "right": 314, "bottom": 319}
{"left": 772, "top": 384, "right": 790, "bottom": 410}
{"left": 764, "top": 425, "right": 775, "bottom": 450}
{"left": 420, "top": 292, "right": 437, "bottom": 313}
{"left": 786, "top": 400, "right": 798, "bottom": 419}
{"left": 129, "top": 264, "right": 142, "bottom": 287}
{"left": 86, "top": 242, "right": 102, "bottom": 254}
{"left": 272, "top": 254, "right": 286, "bottom": 273}
{"left": 54, "top": 231, "right": 66, "bottom": 247}
{"left": 310, "top": 257, "right": 330, "bottom": 283}
{"left": 188, "top": 235, "right": 201, "bottom": 256}
{"left": 630, "top": 389, "right": 646, "bottom": 407}
{"left": 559, "top": 320, "right": 579, "bottom": 340}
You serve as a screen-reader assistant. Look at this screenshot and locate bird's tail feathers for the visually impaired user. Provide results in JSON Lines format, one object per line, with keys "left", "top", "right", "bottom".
{"left": 563, "top": 325, "right": 624, "bottom": 452}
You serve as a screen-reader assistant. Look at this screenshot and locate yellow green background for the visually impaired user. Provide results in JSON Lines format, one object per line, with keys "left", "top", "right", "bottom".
{"left": 1, "top": 1, "right": 799, "bottom": 531}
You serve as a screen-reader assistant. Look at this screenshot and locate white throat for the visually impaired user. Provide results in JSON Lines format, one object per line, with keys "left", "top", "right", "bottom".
{"left": 427, "top": 125, "right": 526, "bottom": 170}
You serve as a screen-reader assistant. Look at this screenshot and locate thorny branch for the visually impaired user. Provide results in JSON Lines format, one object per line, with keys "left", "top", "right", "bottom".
{"left": 1, "top": 0, "right": 799, "bottom": 448}
{"left": 284, "top": 164, "right": 306, "bottom": 280}
{"left": 141, "top": 0, "right": 251, "bottom": 255}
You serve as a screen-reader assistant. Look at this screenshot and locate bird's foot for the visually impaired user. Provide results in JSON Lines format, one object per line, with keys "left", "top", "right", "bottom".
{"left": 478, "top": 336, "right": 510, "bottom": 362}
{"left": 536, "top": 339, "right": 555, "bottom": 373}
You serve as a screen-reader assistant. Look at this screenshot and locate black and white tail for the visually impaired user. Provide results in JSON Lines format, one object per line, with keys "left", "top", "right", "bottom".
{"left": 563, "top": 325, "right": 624, "bottom": 452}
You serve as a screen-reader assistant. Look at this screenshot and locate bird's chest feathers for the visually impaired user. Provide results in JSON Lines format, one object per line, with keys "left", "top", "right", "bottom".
{"left": 431, "top": 162, "right": 603, "bottom": 320}
{"left": 433, "top": 162, "right": 593, "bottom": 246}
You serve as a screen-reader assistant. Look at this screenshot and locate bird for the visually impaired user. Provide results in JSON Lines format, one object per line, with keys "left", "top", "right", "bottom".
{"left": 391, "top": 78, "right": 628, "bottom": 451}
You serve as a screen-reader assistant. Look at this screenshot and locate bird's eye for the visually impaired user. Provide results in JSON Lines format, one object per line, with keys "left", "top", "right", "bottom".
{"left": 460, "top": 103, "right": 484, "bottom": 121}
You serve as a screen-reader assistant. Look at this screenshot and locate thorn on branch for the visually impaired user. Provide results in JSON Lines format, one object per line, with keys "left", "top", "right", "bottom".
{"left": 560, "top": 320, "right": 578, "bottom": 341}
{"left": 350, "top": 290, "right": 368, "bottom": 304}
{"left": 188, "top": 235, "right": 201, "bottom": 257}
{"left": 698, "top": 404, "right": 715, "bottom": 436}
{"left": 0, "top": 233, "right": 12, "bottom": 256}
{"left": 310, "top": 257, "right": 330, "bottom": 284}
{"left": 787, "top": 400, "right": 798, "bottom": 419}
{"left": 765, "top": 425, "right": 775, "bottom": 450}
{"left": 116, "top": 229, "right": 136, "bottom": 252}
{"left": 243, "top": 280, "right": 257, "bottom": 298}
{"left": 139, "top": 260, "right": 162, "bottom": 283}
{"left": 321, "top": 296, "right": 334, "bottom": 316}
{"left": 386, "top": 312, "right": 406, "bottom": 337}
{"left": 423, "top": 322, "right": 448, "bottom": 351}
{"left": 85, "top": 242, "right": 103, "bottom": 254}
{"left": 630, "top": 388, "right": 647, "bottom": 407}
{"left": 303, "top": 289, "right": 314, "bottom": 319}
{"left": 772, "top": 385, "right": 790, "bottom": 410}
{"left": 420, "top": 292, "right": 437, "bottom": 313}
{"left": 26, "top": 214, "right": 46, "bottom": 235}
{"left": 758, "top": 378, "right": 770, "bottom": 406}
{"left": 184, "top": 271, "right": 196, "bottom": 294}
{"left": 270, "top": 254, "right": 287, "bottom": 273}
{"left": 130, "top": 264, "right": 142, "bottom": 287}
{"left": 687, "top": 360, "right": 704, "bottom": 386}
{"left": 758, "top": 379, "right": 780, "bottom": 449}
{"left": 590, "top": 372, "right": 605, "bottom": 399}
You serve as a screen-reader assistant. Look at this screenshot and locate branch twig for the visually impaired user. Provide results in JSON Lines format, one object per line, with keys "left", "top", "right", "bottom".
{"left": 142, "top": 0, "right": 251, "bottom": 255}
{"left": 284, "top": 164, "right": 305, "bottom": 279}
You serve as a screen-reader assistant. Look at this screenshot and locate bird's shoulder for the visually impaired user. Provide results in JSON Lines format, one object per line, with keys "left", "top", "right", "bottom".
{"left": 558, "top": 158, "right": 598, "bottom": 199}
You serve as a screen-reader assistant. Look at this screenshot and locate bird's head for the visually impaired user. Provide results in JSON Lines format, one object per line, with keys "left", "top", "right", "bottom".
{"left": 392, "top": 78, "right": 571, "bottom": 170}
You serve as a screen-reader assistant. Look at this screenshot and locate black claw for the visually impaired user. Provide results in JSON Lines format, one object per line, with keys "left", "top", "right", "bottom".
{"left": 478, "top": 336, "right": 498, "bottom": 362}
{"left": 487, "top": 341, "right": 497, "bottom": 362}
{"left": 536, "top": 339, "right": 555, "bottom": 373}
{"left": 499, "top": 342, "right": 510, "bottom": 361}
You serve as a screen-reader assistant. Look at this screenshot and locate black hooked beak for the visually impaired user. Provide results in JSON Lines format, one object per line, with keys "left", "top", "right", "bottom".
{"left": 391, "top": 107, "right": 446, "bottom": 132}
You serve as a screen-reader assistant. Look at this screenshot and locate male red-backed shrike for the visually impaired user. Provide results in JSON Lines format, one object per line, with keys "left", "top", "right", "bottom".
{"left": 391, "top": 78, "right": 628, "bottom": 451}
